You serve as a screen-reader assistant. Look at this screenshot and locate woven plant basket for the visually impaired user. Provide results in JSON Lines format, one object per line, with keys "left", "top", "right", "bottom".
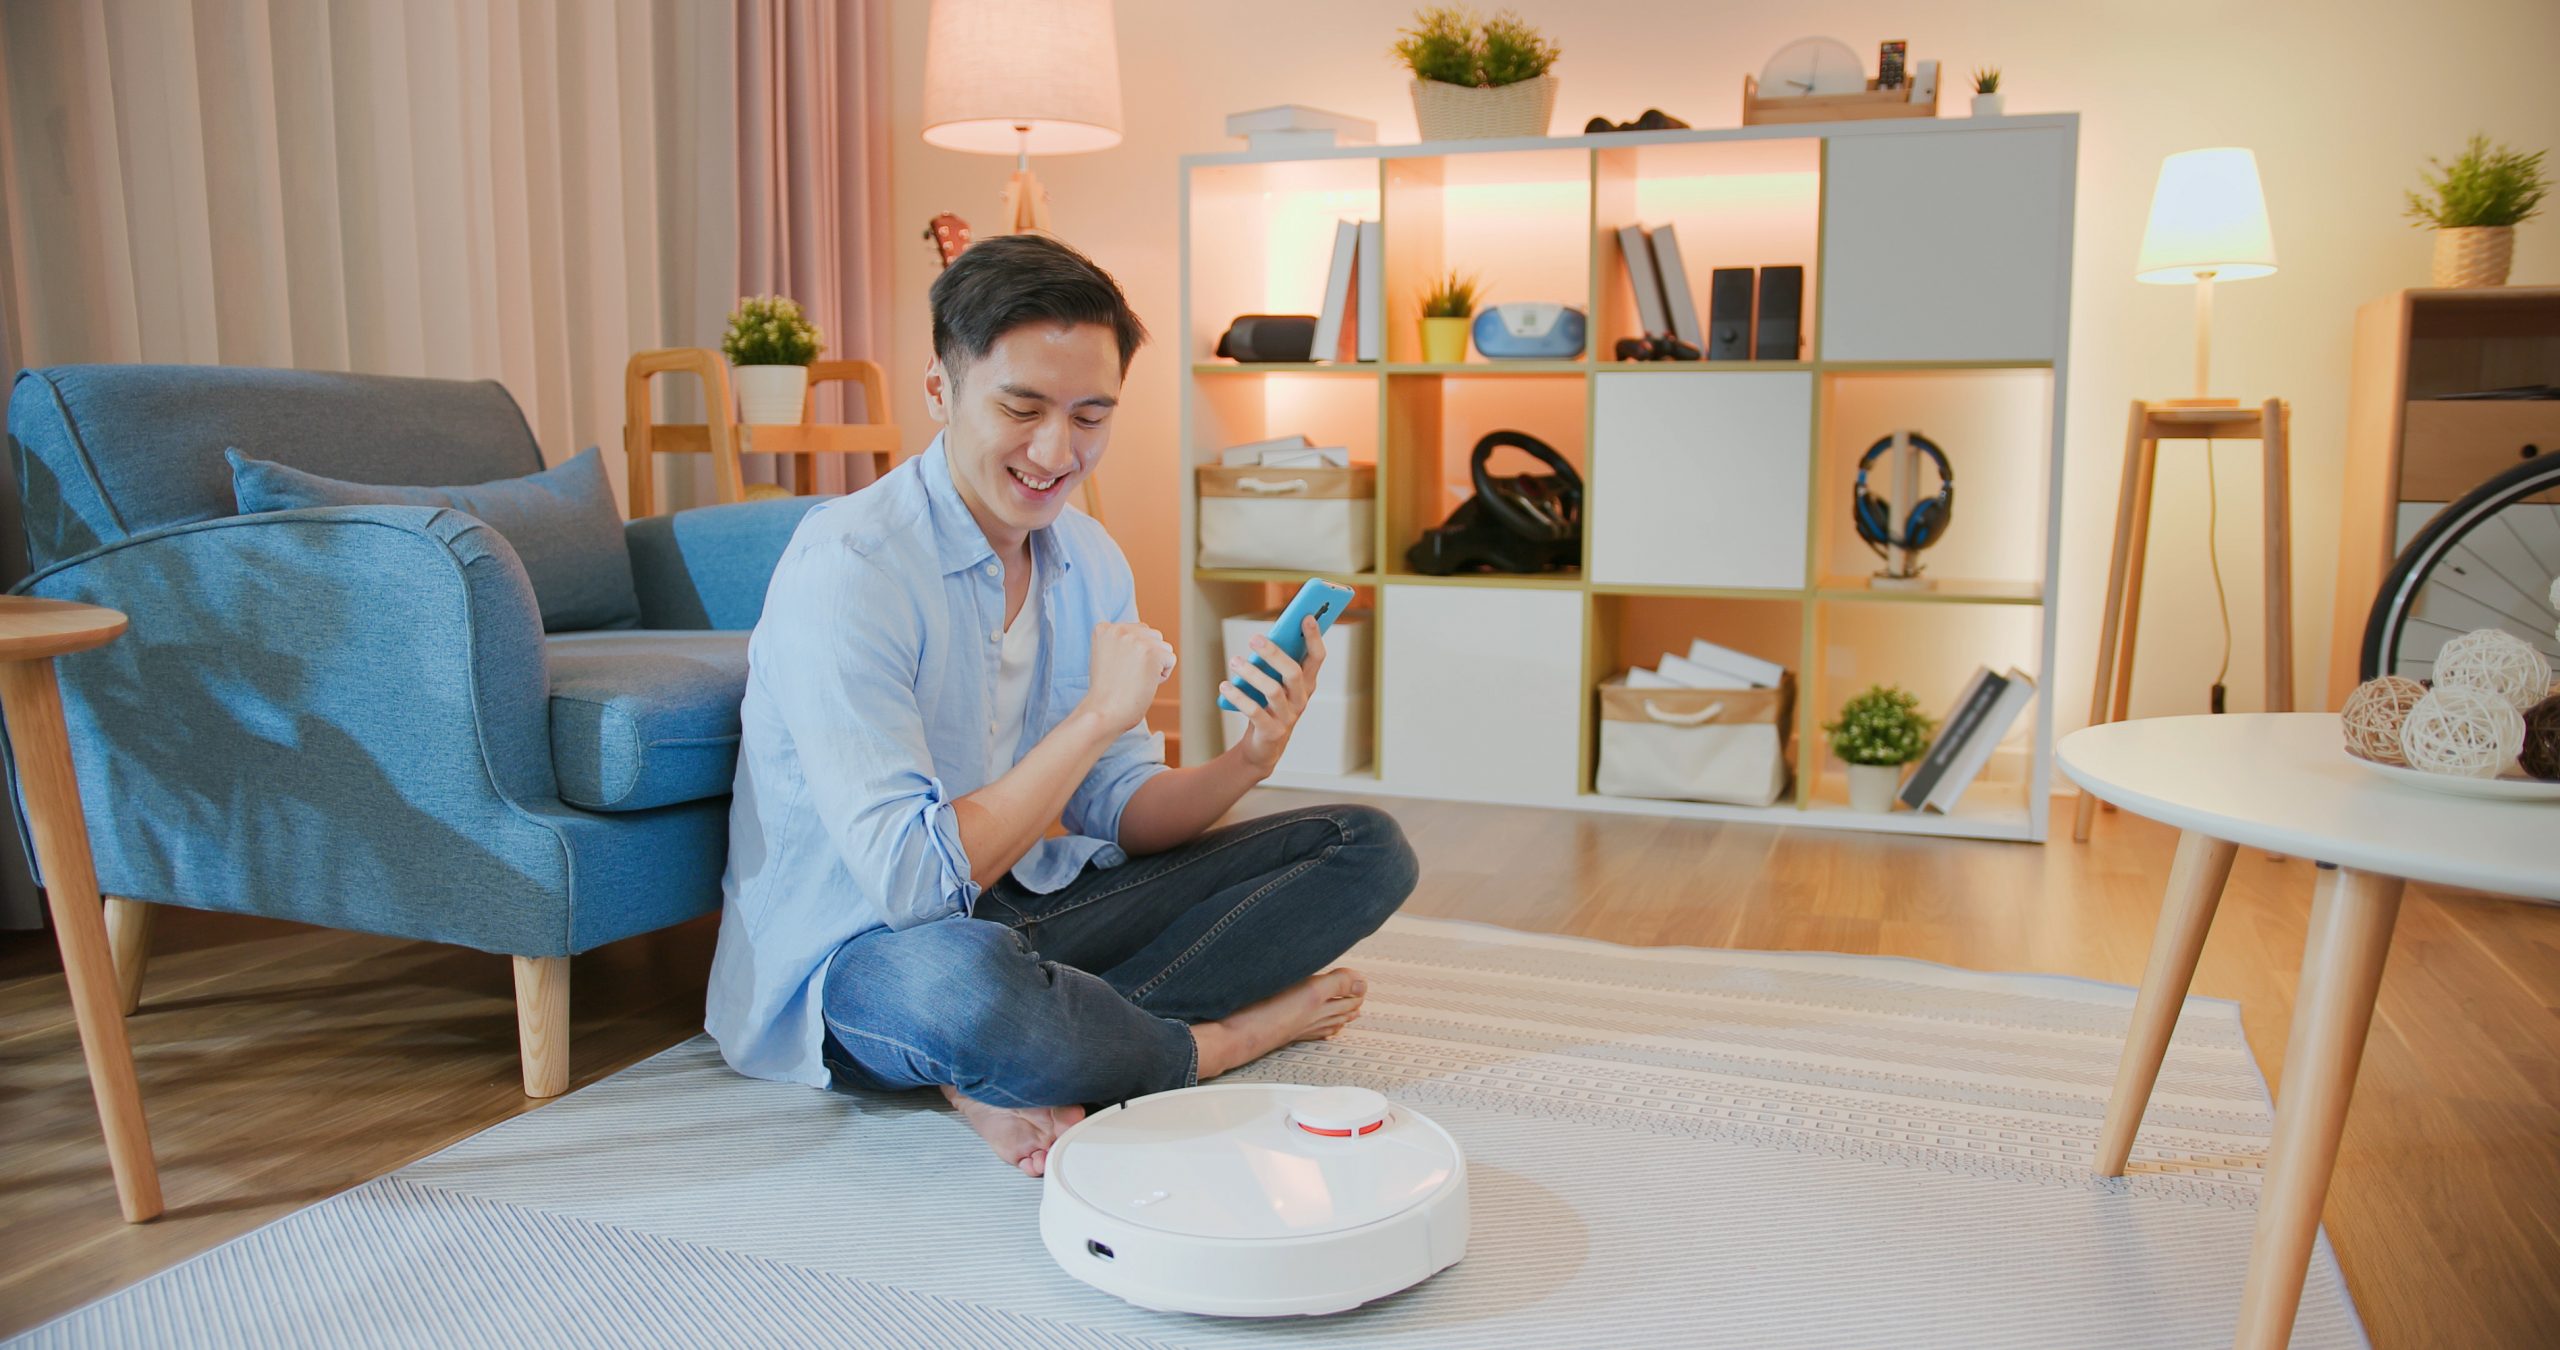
{"left": 1410, "top": 75, "right": 1557, "bottom": 141}
{"left": 2431, "top": 226, "right": 2514, "bottom": 287}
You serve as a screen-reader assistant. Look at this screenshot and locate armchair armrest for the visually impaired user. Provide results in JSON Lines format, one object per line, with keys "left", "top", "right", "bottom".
{"left": 3, "top": 504, "right": 581, "bottom": 953}
{"left": 624, "top": 494, "right": 829, "bottom": 630}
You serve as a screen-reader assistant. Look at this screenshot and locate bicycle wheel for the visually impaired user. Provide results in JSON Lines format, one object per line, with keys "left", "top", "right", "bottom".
{"left": 2361, "top": 450, "right": 2560, "bottom": 684}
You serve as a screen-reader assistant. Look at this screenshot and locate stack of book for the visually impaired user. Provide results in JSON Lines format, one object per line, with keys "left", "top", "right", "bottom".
{"left": 1217, "top": 434, "right": 1351, "bottom": 469}
{"left": 1626, "top": 637, "right": 1785, "bottom": 691}
{"left": 1614, "top": 223, "right": 1704, "bottom": 353}
{"left": 1310, "top": 219, "right": 1383, "bottom": 364}
{"left": 1896, "top": 666, "right": 2037, "bottom": 813}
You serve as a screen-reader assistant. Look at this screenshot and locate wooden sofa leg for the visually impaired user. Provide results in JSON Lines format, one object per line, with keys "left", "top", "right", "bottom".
{"left": 104, "top": 895, "right": 154, "bottom": 1016}
{"left": 513, "top": 955, "right": 570, "bottom": 1098}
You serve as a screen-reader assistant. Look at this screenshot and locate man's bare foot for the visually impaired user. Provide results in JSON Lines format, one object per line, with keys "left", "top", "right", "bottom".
{"left": 1193, "top": 968, "right": 1367, "bottom": 1080}
{"left": 940, "top": 1085, "right": 1085, "bottom": 1177}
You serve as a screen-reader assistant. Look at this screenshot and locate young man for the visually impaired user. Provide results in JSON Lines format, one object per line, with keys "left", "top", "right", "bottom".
{"left": 706, "top": 235, "right": 1418, "bottom": 1176}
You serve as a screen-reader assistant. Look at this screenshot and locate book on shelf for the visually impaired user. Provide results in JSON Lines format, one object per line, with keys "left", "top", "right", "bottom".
{"left": 1615, "top": 224, "right": 1671, "bottom": 338}
{"left": 1624, "top": 667, "right": 1681, "bottom": 690}
{"left": 1894, "top": 666, "right": 2035, "bottom": 812}
{"left": 1355, "top": 221, "right": 1383, "bottom": 362}
{"left": 1223, "top": 105, "right": 1378, "bottom": 143}
{"left": 1217, "top": 434, "right": 1311, "bottom": 466}
{"left": 1918, "top": 669, "right": 2034, "bottom": 814}
{"left": 1259, "top": 446, "right": 1351, "bottom": 468}
{"left": 1896, "top": 667, "right": 2002, "bottom": 810}
{"left": 1649, "top": 225, "right": 1706, "bottom": 351}
{"left": 1308, "top": 220, "right": 1360, "bottom": 363}
{"left": 1684, "top": 637, "right": 1782, "bottom": 689}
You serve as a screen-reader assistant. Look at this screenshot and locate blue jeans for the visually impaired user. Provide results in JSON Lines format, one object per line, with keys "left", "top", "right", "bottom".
{"left": 818, "top": 802, "right": 1417, "bottom": 1108}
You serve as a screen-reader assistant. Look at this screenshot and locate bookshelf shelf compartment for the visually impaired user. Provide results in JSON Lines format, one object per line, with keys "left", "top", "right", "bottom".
{"left": 1178, "top": 118, "right": 2077, "bottom": 843}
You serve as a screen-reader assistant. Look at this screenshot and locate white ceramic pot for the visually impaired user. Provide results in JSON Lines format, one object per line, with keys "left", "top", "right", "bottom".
{"left": 1846, "top": 762, "right": 1904, "bottom": 812}
{"left": 1410, "top": 75, "right": 1557, "bottom": 141}
{"left": 733, "top": 364, "right": 809, "bottom": 425}
{"left": 2430, "top": 226, "right": 2514, "bottom": 287}
{"left": 1971, "top": 92, "right": 2005, "bottom": 117}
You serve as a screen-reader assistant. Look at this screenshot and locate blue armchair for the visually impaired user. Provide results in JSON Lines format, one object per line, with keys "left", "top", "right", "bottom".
{"left": 5, "top": 365, "right": 825, "bottom": 1095}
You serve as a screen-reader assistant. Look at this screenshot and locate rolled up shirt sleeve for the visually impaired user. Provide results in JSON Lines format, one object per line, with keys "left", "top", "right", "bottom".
{"left": 765, "top": 537, "right": 981, "bottom": 929}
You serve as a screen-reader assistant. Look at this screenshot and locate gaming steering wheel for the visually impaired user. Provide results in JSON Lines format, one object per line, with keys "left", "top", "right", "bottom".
{"left": 1472, "top": 430, "right": 1583, "bottom": 544}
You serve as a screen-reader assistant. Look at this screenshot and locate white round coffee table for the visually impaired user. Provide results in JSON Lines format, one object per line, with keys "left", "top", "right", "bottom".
{"left": 2060, "top": 713, "right": 2556, "bottom": 1350}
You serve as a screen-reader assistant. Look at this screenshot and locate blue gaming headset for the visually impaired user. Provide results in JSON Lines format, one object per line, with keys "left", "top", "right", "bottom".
{"left": 1852, "top": 431, "right": 1955, "bottom": 557}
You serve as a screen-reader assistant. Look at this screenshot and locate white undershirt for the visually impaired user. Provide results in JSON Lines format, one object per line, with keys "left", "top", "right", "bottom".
{"left": 989, "top": 554, "right": 1040, "bottom": 766}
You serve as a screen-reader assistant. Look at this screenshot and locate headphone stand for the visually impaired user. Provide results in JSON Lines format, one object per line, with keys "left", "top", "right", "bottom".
{"left": 1869, "top": 430, "right": 1940, "bottom": 591}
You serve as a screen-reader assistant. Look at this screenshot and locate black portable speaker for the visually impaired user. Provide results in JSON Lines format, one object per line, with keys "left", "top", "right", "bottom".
{"left": 1707, "top": 269, "right": 1754, "bottom": 361}
{"left": 1755, "top": 266, "right": 1804, "bottom": 361}
{"left": 1214, "top": 315, "right": 1317, "bottom": 363}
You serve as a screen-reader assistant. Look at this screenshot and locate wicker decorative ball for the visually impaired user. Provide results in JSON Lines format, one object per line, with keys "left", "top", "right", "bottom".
{"left": 2340, "top": 676, "right": 2429, "bottom": 765}
{"left": 2522, "top": 694, "right": 2560, "bottom": 782}
{"left": 2399, "top": 683, "right": 2526, "bottom": 778}
{"left": 2432, "top": 628, "right": 2552, "bottom": 712}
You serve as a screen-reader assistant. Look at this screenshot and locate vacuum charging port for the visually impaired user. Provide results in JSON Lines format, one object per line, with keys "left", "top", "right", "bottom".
{"left": 1086, "top": 1240, "right": 1116, "bottom": 1261}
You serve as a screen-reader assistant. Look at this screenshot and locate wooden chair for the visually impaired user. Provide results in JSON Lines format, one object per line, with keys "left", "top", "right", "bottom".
{"left": 623, "top": 350, "right": 903, "bottom": 517}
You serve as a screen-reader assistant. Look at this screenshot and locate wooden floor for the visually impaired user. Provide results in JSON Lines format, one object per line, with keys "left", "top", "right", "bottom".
{"left": 3, "top": 793, "right": 2554, "bottom": 1345}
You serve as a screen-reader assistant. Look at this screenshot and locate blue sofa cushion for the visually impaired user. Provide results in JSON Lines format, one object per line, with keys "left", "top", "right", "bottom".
{"left": 230, "top": 445, "right": 641, "bottom": 632}
{"left": 545, "top": 631, "right": 749, "bottom": 812}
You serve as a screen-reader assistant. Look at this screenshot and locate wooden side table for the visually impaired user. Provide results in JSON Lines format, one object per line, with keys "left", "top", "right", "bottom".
{"left": 0, "top": 596, "right": 160, "bottom": 1221}
{"left": 2059, "top": 713, "right": 2554, "bottom": 1349}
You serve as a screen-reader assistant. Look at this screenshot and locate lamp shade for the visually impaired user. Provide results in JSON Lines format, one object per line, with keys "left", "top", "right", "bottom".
{"left": 922, "top": 0, "right": 1124, "bottom": 156}
{"left": 2136, "top": 147, "right": 2277, "bottom": 284}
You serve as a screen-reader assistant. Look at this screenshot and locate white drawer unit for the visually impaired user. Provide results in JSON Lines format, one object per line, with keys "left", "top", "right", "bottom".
{"left": 1380, "top": 584, "right": 1586, "bottom": 804}
{"left": 1591, "top": 371, "right": 1812, "bottom": 591}
{"left": 1819, "top": 128, "right": 2073, "bottom": 363}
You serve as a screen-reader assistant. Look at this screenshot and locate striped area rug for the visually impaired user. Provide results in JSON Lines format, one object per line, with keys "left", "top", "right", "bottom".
{"left": 15, "top": 917, "right": 2364, "bottom": 1349}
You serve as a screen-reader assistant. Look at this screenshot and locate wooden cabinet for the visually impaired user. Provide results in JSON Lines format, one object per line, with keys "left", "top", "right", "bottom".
{"left": 2327, "top": 287, "right": 2560, "bottom": 704}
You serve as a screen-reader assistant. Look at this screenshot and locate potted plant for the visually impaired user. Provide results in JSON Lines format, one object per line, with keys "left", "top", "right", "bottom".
{"left": 1824, "top": 685, "right": 1935, "bottom": 812}
{"left": 2405, "top": 135, "right": 2547, "bottom": 287}
{"left": 721, "top": 295, "right": 826, "bottom": 424}
{"left": 1392, "top": 7, "right": 1559, "bottom": 142}
{"left": 1417, "top": 271, "right": 1481, "bottom": 364}
{"left": 1970, "top": 67, "right": 2003, "bottom": 117}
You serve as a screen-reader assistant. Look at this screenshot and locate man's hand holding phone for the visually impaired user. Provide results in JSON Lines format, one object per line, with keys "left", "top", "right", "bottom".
{"left": 1223, "top": 616, "right": 1327, "bottom": 776}
{"left": 1081, "top": 621, "right": 1177, "bottom": 734}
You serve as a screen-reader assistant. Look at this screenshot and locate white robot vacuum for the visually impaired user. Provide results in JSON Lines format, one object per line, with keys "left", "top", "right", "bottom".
{"left": 1038, "top": 1083, "right": 1468, "bottom": 1318}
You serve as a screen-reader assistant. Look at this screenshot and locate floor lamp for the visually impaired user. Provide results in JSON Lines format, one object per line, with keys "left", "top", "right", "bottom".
{"left": 2078, "top": 148, "right": 2293, "bottom": 841}
{"left": 921, "top": 0, "right": 1125, "bottom": 236}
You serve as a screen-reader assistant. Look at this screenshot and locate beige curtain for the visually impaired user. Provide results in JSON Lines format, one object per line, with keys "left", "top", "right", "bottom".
{"left": 0, "top": 0, "right": 739, "bottom": 507}
{"left": 734, "top": 0, "right": 893, "bottom": 495}
{"left": 0, "top": 0, "right": 746, "bottom": 927}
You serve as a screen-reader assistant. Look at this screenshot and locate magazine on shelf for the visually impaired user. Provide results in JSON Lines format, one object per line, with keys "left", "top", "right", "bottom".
{"left": 1356, "top": 221, "right": 1383, "bottom": 361}
{"left": 1308, "top": 220, "right": 1359, "bottom": 362}
{"left": 1615, "top": 224, "right": 1670, "bottom": 338}
{"left": 1656, "top": 653, "right": 1756, "bottom": 691}
{"left": 1896, "top": 667, "right": 2004, "bottom": 809}
{"left": 1649, "top": 224, "right": 1706, "bottom": 351}
{"left": 1919, "top": 669, "right": 2036, "bottom": 814}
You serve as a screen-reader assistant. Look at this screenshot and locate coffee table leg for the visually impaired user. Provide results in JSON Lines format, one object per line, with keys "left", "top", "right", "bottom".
{"left": 0, "top": 658, "right": 163, "bottom": 1222}
{"left": 2232, "top": 865, "right": 2402, "bottom": 1350}
{"left": 2096, "top": 829, "right": 2238, "bottom": 1175}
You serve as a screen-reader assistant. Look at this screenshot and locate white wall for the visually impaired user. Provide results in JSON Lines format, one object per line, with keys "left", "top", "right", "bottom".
{"left": 883, "top": 0, "right": 2560, "bottom": 737}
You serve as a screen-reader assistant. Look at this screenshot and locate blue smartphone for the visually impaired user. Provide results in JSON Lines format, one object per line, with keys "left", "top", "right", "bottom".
{"left": 1218, "top": 578, "right": 1356, "bottom": 712}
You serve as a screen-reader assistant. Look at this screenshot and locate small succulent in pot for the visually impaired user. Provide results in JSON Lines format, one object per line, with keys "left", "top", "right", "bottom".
{"left": 1825, "top": 684, "right": 1936, "bottom": 811}
{"left": 2405, "top": 135, "right": 2547, "bottom": 287}
{"left": 1417, "top": 271, "right": 1482, "bottom": 364}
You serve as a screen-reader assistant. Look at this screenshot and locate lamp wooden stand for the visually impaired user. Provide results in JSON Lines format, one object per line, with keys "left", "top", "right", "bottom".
{"left": 2074, "top": 394, "right": 2294, "bottom": 842}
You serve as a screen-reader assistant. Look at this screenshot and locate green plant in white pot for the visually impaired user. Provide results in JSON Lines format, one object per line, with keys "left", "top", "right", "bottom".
{"left": 2405, "top": 135, "right": 2547, "bottom": 288}
{"left": 1392, "top": 7, "right": 1559, "bottom": 142}
{"left": 721, "top": 295, "right": 826, "bottom": 424}
{"left": 1824, "top": 685, "right": 1935, "bottom": 812}
{"left": 1417, "top": 271, "right": 1480, "bottom": 364}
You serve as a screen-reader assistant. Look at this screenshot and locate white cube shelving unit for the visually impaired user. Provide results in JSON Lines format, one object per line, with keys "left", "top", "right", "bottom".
{"left": 1178, "top": 116, "right": 2077, "bottom": 842}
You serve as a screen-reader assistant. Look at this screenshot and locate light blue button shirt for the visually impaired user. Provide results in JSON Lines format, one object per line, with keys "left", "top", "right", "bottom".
{"left": 706, "top": 435, "right": 1168, "bottom": 1086}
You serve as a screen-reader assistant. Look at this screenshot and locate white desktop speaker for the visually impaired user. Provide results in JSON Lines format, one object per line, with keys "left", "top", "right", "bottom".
{"left": 1038, "top": 1083, "right": 1469, "bottom": 1317}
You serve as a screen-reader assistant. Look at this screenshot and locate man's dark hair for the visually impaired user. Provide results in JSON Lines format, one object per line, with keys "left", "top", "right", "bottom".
{"left": 929, "top": 234, "right": 1148, "bottom": 385}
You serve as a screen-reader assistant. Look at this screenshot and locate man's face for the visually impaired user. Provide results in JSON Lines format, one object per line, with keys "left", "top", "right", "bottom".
{"left": 926, "top": 320, "right": 1122, "bottom": 549}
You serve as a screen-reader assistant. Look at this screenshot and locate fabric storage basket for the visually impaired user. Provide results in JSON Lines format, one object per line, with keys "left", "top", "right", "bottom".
{"left": 1594, "top": 672, "right": 1794, "bottom": 807}
{"left": 1197, "top": 464, "right": 1376, "bottom": 573}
